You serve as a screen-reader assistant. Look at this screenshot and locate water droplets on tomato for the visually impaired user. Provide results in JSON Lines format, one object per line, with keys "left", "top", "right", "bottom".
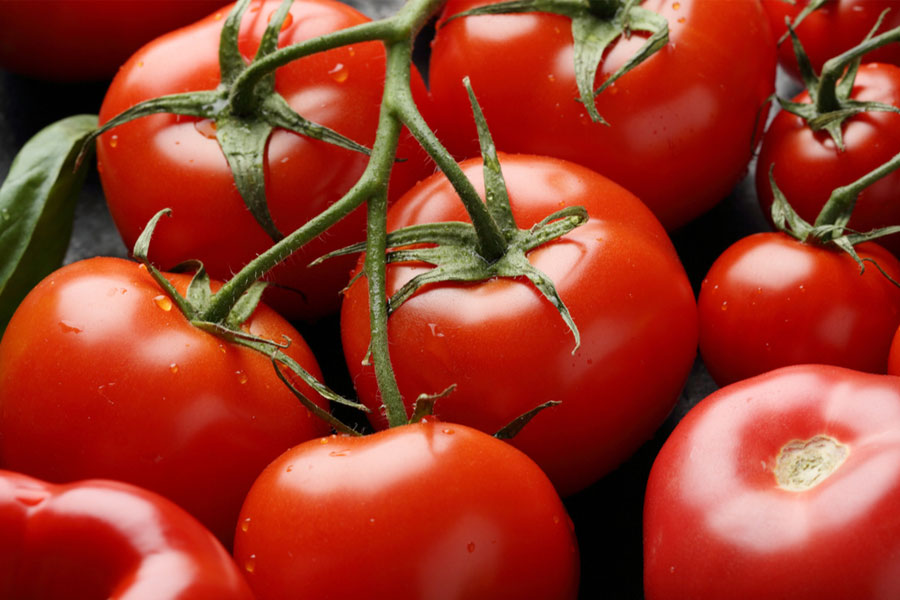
{"left": 328, "top": 63, "right": 349, "bottom": 83}
{"left": 59, "top": 321, "right": 83, "bottom": 334}
{"left": 153, "top": 295, "right": 173, "bottom": 311}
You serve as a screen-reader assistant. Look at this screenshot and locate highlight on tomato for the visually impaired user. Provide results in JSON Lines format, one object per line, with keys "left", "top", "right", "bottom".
{"left": 233, "top": 419, "right": 581, "bottom": 600}
{"left": 95, "top": 0, "right": 434, "bottom": 321}
{"left": 0, "top": 470, "right": 254, "bottom": 599}
{"left": 428, "top": 0, "right": 776, "bottom": 230}
{"left": 0, "top": 256, "right": 332, "bottom": 546}
{"left": 644, "top": 365, "right": 900, "bottom": 600}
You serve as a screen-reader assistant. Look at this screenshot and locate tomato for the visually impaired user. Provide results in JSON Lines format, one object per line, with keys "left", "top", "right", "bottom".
{"left": 0, "top": 470, "right": 254, "bottom": 599}
{"left": 428, "top": 0, "right": 776, "bottom": 230}
{"left": 340, "top": 154, "right": 698, "bottom": 496}
{"left": 698, "top": 232, "right": 900, "bottom": 386}
{"left": 0, "top": 256, "right": 330, "bottom": 546}
{"left": 96, "top": 0, "right": 433, "bottom": 321}
{"left": 756, "top": 63, "right": 900, "bottom": 256}
{"left": 761, "top": 0, "right": 900, "bottom": 79}
{"left": 233, "top": 419, "right": 580, "bottom": 599}
{"left": 0, "top": 0, "right": 228, "bottom": 81}
{"left": 644, "top": 364, "right": 900, "bottom": 599}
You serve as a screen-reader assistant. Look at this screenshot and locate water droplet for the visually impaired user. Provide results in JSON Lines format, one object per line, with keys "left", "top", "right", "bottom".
{"left": 799, "top": 285, "right": 806, "bottom": 293}
{"left": 214, "top": 11, "right": 223, "bottom": 19}
{"left": 328, "top": 63, "right": 349, "bottom": 83}
{"left": 59, "top": 321, "right": 83, "bottom": 334}
{"left": 673, "top": 1, "right": 681, "bottom": 9}
{"left": 348, "top": 46, "right": 356, "bottom": 57}
{"left": 236, "top": 370, "right": 248, "bottom": 384}
{"left": 285, "top": 464, "right": 293, "bottom": 472}
{"left": 677, "top": 16, "right": 685, "bottom": 23}
{"left": 369, "top": 517, "right": 376, "bottom": 524}
{"left": 329, "top": 449, "right": 350, "bottom": 458}
{"left": 241, "top": 518, "right": 251, "bottom": 532}
{"left": 153, "top": 295, "right": 173, "bottom": 311}
{"left": 137, "top": 61, "right": 144, "bottom": 68}
{"left": 720, "top": 301, "right": 728, "bottom": 312}
{"left": 169, "top": 363, "right": 179, "bottom": 374}
{"left": 194, "top": 118, "right": 218, "bottom": 139}
{"left": 442, "top": 428, "right": 455, "bottom": 435}
{"left": 553, "top": 515, "right": 561, "bottom": 525}
{"left": 109, "top": 135, "right": 118, "bottom": 148}
{"left": 218, "top": 344, "right": 227, "bottom": 354}
{"left": 320, "top": 437, "right": 330, "bottom": 445}
{"left": 245, "top": 555, "right": 256, "bottom": 573}
{"left": 467, "top": 542, "right": 476, "bottom": 553}
{"left": 547, "top": 73, "right": 556, "bottom": 83}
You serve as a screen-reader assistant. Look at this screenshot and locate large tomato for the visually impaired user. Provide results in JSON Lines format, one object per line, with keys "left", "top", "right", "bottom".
{"left": 698, "top": 232, "right": 900, "bottom": 386}
{"left": 233, "top": 420, "right": 580, "bottom": 599}
{"left": 761, "top": 0, "right": 900, "bottom": 79}
{"left": 0, "top": 470, "right": 254, "bottom": 599}
{"left": 340, "top": 154, "right": 698, "bottom": 496}
{"left": 97, "top": 0, "right": 433, "bottom": 320}
{"left": 428, "top": 0, "right": 776, "bottom": 230}
{"left": 0, "top": 257, "right": 330, "bottom": 546}
{"left": 756, "top": 63, "right": 900, "bottom": 256}
{"left": 644, "top": 365, "right": 900, "bottom": 599}
{"left": 0, "top": 0, "right": 228, "bottom": 81}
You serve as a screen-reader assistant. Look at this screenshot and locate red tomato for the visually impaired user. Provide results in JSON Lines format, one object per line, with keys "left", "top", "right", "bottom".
{"left": 0, "top": 257, "right": 330, "bottom": 546}
{"left": 761, "top": 0, "right": 900, "bottom": 79}
{"left": 428, "top": 0, "right": 776, "bottom": 230}
{"left": 644, "top": 365, "right": 900, "bottom": 599}
{"left": 233, "top": 420, "right": 580, "bottom": 599}
{"left": 0, "top": 470, "right": 253, "bottom": 599}
{"left": 96, "top": 0, "right": 433, "bottom": 320}
{"left": 340, "top": 154, "right": 698, "bottom": 496}
{"left": 698, "top": 232, "right": 900, "bottom": 386}
{"left": 756, "top": 63, "right": 900, "bottom": 256}
{"left": 0, "top": 0, "right": 228, "bottom": 81}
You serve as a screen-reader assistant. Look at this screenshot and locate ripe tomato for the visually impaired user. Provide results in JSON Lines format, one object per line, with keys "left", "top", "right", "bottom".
{"left": 0, "top": 0, "right": 228, "bottom": 81}
{"left": 0, "top": 470, "right": 254, "bottom": 599}
{"left": 96, "top": 0, "right": 433, "bottom": 320}
{"left": 233, "top": 420, "right": 580, "bottom": 599}
{"left": 761, "top": 0, "right": 900, "bottom": 79}
{"left": 340, "top": 154, "right": 698, "bottom": 496}
{"left": 428, "top": 0, "right": 776, "bottom": 230}
{"left": 756, "top": 63, "right": 900, "bottom": 256}
{"left": 698, "top": 232, "right": 900, "bottom": 386}
{"left": 644, "top": 365, "right": 900, "bottom": 599}
{"left": 0, "top": 257, "right": 330, "bottom": 546}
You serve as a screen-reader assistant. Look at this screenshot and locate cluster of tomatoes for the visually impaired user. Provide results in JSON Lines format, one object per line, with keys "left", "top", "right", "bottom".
{"left": 2, "top": 0, "right": 900, "bottom": 598}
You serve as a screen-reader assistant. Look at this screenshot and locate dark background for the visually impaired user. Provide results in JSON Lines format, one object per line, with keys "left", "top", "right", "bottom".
{"left": 0, "top": 1, "right": 798, "bottom": 597}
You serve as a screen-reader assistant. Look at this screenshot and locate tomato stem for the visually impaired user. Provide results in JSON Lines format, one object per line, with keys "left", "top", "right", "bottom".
{"left": 814, "top": 150, "right": 900, "bottom": 234}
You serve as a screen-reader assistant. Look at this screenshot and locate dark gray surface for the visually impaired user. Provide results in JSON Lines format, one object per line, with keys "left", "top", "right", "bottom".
{"left": 0, "top": 1, "right": 800, "bottom": 597}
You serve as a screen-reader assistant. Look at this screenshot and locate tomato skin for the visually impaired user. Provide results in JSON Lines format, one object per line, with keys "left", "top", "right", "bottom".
{"left": 340, "top": 154, "right": 698, "bottom": 496}
{"left": 233, "top": 420, "right": 580, "bottom": 600}
{"left": 0, "top": 0, "right": 228, "bottom": 81}
{"left": 698, "top": 232, "right": 900, "bottom": 386}
{"left": 428, "top": 0, "right": 775, "bottom": 230}
{"left": 761, "top": 0, "right": 900, "bottom": 80}
{"left": 0, "top": 470, "right": 254, "bottom": 600}
{"left": 97, "top": 0, "right": 433, "bottom": 321}
{"left": 644, "top": 365, "right": 900, "bottom": 600}
{"left": 0, "top": 257, "right": 330, "bottom": 546}
{"left": 756, "top": 64, "right": 900, "bottom": 256}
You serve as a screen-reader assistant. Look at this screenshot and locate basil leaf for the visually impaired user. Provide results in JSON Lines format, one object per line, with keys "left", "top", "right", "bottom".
{"left": 0, "top": 114, "right": 98, "bottom": 332}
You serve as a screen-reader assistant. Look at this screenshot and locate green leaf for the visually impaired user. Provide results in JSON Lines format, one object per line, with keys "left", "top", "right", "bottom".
{"left": 768, "top": 165, "right": 814, "bottom": 242}
{"left": 0, "top": 115, "right": 97, "bottom": 333}
{"left": 224, "top": 281, "right": 268, "bottom": 329}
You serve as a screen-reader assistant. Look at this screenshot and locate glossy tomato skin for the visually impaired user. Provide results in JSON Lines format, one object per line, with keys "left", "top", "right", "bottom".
{"left": 340, "top": 154, "right": 699, "bottom": 496}
{"left": 698, "top": 233, "right": 900, "bottom": 386}
{"left": 97, "top": 0, "right": 434, "bottom": 321}
{"left": 0, "top": 0, "right": 228, "bottom": 81}
{"left": 761, "top": 0, "right": 900, "bottom": 79}
{"left": 757, "top": 64, "right": 900, "bottom": 256}
{"left": 233, "top": 420, "right": 580, "bottom": 600}
{"left": 644, "top": 365, "right": 900, "bottom": 600}
{"left": 0, "top": 470, "right": 254, "bottom": 600}
{"left": 0, "top": 257, "right": 330, "bottom": 546}
{"left": 428, "top": 0, "right": 775, "bottom": 230}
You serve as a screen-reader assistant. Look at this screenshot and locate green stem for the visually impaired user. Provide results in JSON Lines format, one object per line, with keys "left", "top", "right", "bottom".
{"left": 394, "top": 89, "right": 509, "bottom": 263}
{"left": 814, "top": 149, "right": 900, "bottom": 234}
{"left": 816, "top": 24, "right": 900, "bottom": 113}
{"left": 588, "top": 0, "right": 621, "bottom": 19}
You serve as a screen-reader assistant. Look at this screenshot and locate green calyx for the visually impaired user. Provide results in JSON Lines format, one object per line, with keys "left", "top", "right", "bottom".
{"left": 80, "top": 0, "right": 371, "bottom": 241}
{"left": 778, "top": 10, "right": 900, "bottom": 151}
{"left": 769, "top": 148, "right": 900, "bottom": 277}
{"left": 134, "top": 209, "right": 368, "bottom": 436}
{"left": 443, "top": 0, "right": 668, "bottom": 125}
